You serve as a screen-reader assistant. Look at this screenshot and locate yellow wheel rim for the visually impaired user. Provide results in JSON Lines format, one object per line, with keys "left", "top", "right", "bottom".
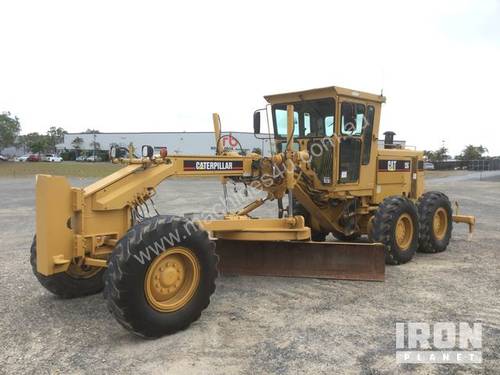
{"left": 395, "top": 213, "right": 414, "bottom": 251}
{"left": 145, "top": 247, "right": 200, "bottom": 312}
{"left": 433, "top": 207, "right": 448, "bottom": 241}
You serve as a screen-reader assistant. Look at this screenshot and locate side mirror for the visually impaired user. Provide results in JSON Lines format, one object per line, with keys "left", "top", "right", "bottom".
{"left": 253, "top": 111, "right": 261, "bottom": 134}
{"left": 141, "top": 145, "right": 154, "bottom": 159}
{"left": 109, "top": 146, "right": 117, "bottom": 159}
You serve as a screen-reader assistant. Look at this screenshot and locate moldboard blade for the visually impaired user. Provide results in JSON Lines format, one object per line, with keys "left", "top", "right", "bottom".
{"left": 214, "top": 240, "right": 385, "bottom": 281}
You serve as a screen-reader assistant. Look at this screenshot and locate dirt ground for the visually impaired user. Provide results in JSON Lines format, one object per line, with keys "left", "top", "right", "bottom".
{"left": 0, "top": 171, "right": 499, "bottom": 374}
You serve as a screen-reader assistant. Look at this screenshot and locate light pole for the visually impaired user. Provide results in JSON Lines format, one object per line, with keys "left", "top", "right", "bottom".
{"left": 93, "top": 131, "right": 97, "bottom": 162}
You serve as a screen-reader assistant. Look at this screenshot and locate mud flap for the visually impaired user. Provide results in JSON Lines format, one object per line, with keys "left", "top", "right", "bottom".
{"left": 215, "top": 240, "right": 385, "bottom": 281}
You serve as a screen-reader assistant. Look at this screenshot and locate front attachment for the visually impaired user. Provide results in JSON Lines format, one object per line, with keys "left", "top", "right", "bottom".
{"left": 215, "top": 240, "right": 385, "bottom": 281}
{"left": 36, "top": 174, "right": 75, "bottom": 275}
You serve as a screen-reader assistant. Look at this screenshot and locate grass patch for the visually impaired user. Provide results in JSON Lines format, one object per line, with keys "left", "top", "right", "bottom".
{"left": 0, "top": 161, "right": 124, "bottom": 178}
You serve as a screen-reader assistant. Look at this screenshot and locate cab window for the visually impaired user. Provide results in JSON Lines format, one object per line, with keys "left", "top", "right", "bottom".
{"left": 304, "top": 113, "right": 311, "bottom": 136}
{"left": 361, "top": 105, "right": 375, "bottom": 165}
{"left": 339, "top": 102, "right": 376, "bottom": 165}
{"left": 340, "top": 102, "right": 365, "bottom": 136}
{"left": 324, "top": 116, "right": 334, "bottom": 136}
{"left": 272, "top": 98, "right": 335, "bottom": 138}
{"left": 275, "top": 109, "right": 299, "bottom": 137}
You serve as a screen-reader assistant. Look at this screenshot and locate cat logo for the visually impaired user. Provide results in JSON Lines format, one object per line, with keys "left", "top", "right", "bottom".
{"left": 183, "top": 160, "right": 243, "bottom": 172}
{"left": 378, "top": 160, "right": 412, "bottom": 172}
{"left": 388, "top": 160, "right": 397, "bottom": 171}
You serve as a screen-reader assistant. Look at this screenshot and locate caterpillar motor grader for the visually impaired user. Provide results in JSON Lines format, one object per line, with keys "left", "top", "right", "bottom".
{"left": 32, "top": 86, "right": 475, "bottom": 338}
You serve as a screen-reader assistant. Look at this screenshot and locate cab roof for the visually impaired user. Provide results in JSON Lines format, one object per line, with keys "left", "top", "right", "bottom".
{"left": 264, "top": 85, "right": 386, "bottom": 104}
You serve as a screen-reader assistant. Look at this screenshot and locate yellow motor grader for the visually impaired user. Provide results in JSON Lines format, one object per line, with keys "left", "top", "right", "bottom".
{"left": 32, "top": 86, "right": 475, "bottom": 338}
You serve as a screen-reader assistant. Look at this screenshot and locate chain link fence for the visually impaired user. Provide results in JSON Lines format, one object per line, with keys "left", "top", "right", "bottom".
{"left": 432, "top": 158, "right": 500, "bottom": 171}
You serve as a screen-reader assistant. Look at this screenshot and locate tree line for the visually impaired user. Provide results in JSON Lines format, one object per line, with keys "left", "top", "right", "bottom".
{"left": 0, "top": 112, "right": 101, "bottom": 155}
{"left": 1, "top": 111, "right": 496, "bottom": 162}
{"left": 424, "top": 145, "right": 491, "bottom": 162}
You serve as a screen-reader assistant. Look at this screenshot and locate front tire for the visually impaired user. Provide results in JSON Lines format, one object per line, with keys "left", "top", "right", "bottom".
{"left": 30, "top": 236, "right": 105, "bottom": 298}
{"left": 417, "top": 191, "right": 453, "bottom": 253}
{"left": 371, "top": 196, "right": 419, "bottom": 265}
{"left": 104, "top": 215, "right": 218, "bottom": 338}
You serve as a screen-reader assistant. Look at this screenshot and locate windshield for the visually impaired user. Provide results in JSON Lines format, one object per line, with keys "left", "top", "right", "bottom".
{"left": 272, "top": 98, "right": 335, "bottom": 138}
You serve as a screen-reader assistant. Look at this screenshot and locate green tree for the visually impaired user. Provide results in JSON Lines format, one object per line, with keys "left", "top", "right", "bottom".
{"left": 456, "top": 145, "right": 488, "bottom": 161}
{"left": 71, "top": 137, "right": 84, "bottom": 156}
{"left": 90, "top": 140, "right": 101, "bottom": 150}
{"left": 90, "top": 140, "right": 101, "bottom": 158}
{"left": 0, "top": 112, "right": 21, "bottom": 150}
{"left": 84, "top": 129, "right": 100, "bottom": 134}
{"left": 46, "top": 126, "right": 67, "bottom": 153}
{"left": 25, "top": 132, "right": 49, "bottom": 154}
{"left": 423, "top": 150, "right": 434, "bottom": 160}
{"left": 423, "top": 146, "right": 449, "bottom": 162}
{"left": 15, "top": 134, "right": 28, "bottom": 153}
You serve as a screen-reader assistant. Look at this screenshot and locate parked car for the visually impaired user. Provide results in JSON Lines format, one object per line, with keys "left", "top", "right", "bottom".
{"left": 0, "top": 155, "right": 8, "bottom": 161}
{"left": 41, "top": 154, "right": 63, "bottom": 162}
{"left": 76, "top": 155, "right": 87, "bottom": 162}
{"left": 15, "top": 154, "right": 30, "bottom": 162}
{"left": 86, "top": 155, "right": 102, "bottom": 162}
{"left": 423, "top": 162, "right": 435, "bottom": 170}
{"left": 27, "top": 154, "right": 40, "bottom": 162}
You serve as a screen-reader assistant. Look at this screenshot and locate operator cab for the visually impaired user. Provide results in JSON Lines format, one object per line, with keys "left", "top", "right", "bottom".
{"left": 254, "top": 86, "right": 385, "bottom": 188}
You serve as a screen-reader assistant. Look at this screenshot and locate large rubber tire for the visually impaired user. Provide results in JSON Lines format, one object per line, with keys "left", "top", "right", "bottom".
{"left": 417, "top": 191, "right": 453, "bottom": 253}
{"left": 104, "top": 215, "right": 218, "bottom": 338}
{"left": 371, "top": 196, "right": 419, "bottom": 265}
{"left": 30, "top": 236, "right": 105, "bottom": 298}
{"left": 293, "top": 201, "right": 328, "bottom": 241}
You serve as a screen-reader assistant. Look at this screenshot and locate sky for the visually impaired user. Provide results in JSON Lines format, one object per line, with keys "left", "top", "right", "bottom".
{"left": 1, "top": 0, "right": 499, "bottom": 156}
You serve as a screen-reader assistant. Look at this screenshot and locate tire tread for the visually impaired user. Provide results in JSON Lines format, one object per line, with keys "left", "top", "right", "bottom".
{"left": 103, "top": 215, "right": 218, "bottom": 338}
{"left": 371, "top": 196, "right": 419, "bottom": 265}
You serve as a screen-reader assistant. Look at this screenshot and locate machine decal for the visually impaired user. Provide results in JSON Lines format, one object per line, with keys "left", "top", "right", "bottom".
{"left": 183, "top": 160, "right": 243, "bottom": 171}
{"left": 378, "top": 160, "right": 411, "bottom": 172}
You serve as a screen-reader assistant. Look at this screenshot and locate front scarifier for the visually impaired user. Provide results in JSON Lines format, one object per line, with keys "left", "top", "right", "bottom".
{"left": 32, "top": 85, "right": 475, "bottom": 338}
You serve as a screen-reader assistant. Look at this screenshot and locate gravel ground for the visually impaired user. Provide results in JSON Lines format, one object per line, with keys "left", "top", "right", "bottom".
{"left": 0, "top": 172, "right": 499, "bottom": 374}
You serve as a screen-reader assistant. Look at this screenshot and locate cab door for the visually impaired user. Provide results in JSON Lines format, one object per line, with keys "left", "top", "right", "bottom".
{"left": 304, "top": 108, "right": 336, "bottom": 185}
{"left": 337, "top": 101, "right": 365, "bottom": 184}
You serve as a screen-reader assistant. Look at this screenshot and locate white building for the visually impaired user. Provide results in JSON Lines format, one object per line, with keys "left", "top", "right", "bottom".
{"left": 57, "top": 131, "right": 275, "bottom": 155}
{"left": 2, "top": 131, "right": 405, "bottom": 158}
{"left": 54, "top": 131, "right": 405, "bottom": 157}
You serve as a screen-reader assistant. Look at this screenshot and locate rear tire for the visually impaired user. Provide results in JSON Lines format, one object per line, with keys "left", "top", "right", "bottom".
{"left": 417, "top": 191, "right": 453, "bottom": 253}
{"left": 371, "top": 196, "right": 419, "bottom": 265}
{"left": 30, "top": 236, "right": 105, "bottom": 298}
{"left": 104, "top": 215, "right": 218, "bottom": 338}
